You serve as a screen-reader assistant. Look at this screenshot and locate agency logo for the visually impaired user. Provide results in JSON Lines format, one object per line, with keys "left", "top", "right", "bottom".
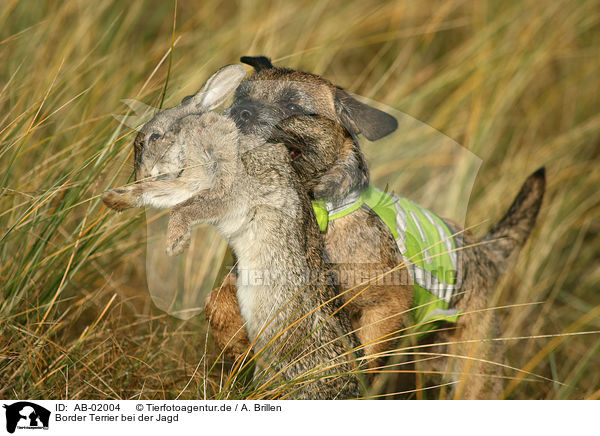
{"left": 2, "top": 402, "right": 50, "bottom": 434}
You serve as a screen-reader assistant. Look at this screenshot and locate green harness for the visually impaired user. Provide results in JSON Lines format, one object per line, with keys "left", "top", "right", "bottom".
{"left": 312, "top": 186, "right": 460, "bottom": 331}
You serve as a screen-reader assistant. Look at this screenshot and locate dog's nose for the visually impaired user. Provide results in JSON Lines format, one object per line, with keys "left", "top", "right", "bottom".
{"left": 230, "top": 100, "right": 259, "bottom": 127}
{"left": 239, "top": 109, "right": 253, "bottom": 122}
{"left": 233, "top": 106, "right": 255, "bottom": 124}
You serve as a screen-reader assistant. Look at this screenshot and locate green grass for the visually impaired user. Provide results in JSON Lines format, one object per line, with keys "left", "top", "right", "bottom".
{"left": 1, "top": 0, "right": 598, "bottom": 399}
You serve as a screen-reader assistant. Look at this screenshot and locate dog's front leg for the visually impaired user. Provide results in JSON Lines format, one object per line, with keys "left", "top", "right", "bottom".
{"left": 313, "top": 139, "right": 369, "bottom": 200}
{"left": 204, "top": 274, "right": 251, "bottom": 358}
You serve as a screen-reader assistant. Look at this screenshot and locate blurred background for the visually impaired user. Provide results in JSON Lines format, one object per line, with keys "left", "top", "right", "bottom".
{"left": 0, "top": 0, "right": 598, "bottom": 399}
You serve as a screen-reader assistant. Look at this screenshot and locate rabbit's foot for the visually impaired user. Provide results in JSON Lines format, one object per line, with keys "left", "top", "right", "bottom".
{"left": 166, "top": 228, "right": 191, "bottom": 256}
{"left": 102, "top": 187, "right": 139, "bottom": 211}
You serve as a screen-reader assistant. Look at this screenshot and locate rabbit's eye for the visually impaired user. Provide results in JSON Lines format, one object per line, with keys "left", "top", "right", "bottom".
{"left": 149, "top": 133, "right": 161, "bottom": 142}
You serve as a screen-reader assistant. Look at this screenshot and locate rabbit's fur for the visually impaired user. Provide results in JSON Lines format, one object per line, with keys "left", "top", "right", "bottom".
{"left": 102, "top": 65, "right": 361, "bottom": 399}
{"left": 102, "top": 65, "right": 246, "bottom": 216}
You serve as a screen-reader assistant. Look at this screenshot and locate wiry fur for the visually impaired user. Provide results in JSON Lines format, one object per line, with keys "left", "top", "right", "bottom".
{"left": 203, "top": 57, "right": 546, "bottom": 398}
{"left": 218, "top": 58, "right": 413, "bottom": 373}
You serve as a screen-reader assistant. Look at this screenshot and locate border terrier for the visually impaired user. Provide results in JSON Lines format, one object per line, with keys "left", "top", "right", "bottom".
{"left": 204, "top": 57, "right": 546, "bottom": 398}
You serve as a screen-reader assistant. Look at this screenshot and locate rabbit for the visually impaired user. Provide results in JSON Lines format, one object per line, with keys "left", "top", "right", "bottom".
{"left": 102, "top": 65, "right": 246, "bottom": 217}
{"left": 102, "top": 65, "right": 362, "bottom": 399}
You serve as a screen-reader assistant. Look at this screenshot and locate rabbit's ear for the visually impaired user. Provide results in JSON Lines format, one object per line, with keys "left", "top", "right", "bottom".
{"left": 187, "top": 64, "right": 246, "bottom": 112}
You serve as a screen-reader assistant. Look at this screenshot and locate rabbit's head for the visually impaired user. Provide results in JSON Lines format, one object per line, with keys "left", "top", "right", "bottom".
{"left": 133, "top": 64, "right": 245, "bottom": 182}
{"left": 102, "top": 64, "right": 245, "bottom": 211}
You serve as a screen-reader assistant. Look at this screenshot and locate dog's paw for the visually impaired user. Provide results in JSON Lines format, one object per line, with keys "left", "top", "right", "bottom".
{"left": 313, "top": 180, "right": 339, "bottom": 201}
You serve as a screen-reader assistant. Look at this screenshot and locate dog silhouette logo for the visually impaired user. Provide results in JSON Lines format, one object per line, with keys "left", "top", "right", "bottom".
{"left": 2, "top": 402, "right": 50, "bottom": 434}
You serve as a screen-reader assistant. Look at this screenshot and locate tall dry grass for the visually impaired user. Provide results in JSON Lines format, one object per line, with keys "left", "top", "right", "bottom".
{"left": 0, "top": 0, "right": 598, "bottom": 399}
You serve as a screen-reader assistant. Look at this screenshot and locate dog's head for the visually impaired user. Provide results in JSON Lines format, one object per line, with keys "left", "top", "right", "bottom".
{"left": 227, "top": 56, "right": 397, "bottom": 199}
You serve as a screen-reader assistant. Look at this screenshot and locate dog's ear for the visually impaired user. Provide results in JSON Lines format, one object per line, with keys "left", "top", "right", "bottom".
{"left": 334, "top": 88, "right": 397, "bottom": 141}
{"left": 240, "top": 56, "right": 274, "bottom": 72}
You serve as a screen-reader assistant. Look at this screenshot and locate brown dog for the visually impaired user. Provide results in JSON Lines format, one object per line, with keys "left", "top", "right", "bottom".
{"left": 209, "top": 56, "right": 410, "bottom": 372}
{"left": 204, "top": 56, "right": 545, "bottom": 398}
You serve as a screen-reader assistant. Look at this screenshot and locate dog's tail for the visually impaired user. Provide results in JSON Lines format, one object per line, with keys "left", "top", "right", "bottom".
{"left": 480, "top": 167, "right": 546, "bottom": 276}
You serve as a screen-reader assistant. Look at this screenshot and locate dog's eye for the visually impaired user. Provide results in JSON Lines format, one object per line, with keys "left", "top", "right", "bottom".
{"left": 286, "top": 103, "right": 302, "bottom": 114}
{"left": 149, "top": 133, "right": 161, "bottom": 142}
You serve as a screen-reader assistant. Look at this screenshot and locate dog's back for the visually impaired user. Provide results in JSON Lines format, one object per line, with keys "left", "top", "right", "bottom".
{"left": 206, "top": 57, "right": 547, "bottom": 398}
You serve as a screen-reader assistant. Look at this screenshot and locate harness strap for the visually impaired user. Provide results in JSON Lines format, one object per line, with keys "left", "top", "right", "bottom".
{"left": 311, "top": 186, "right": 461, "bottom": 329}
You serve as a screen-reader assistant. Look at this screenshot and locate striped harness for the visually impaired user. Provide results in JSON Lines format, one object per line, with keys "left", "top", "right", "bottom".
{"left": 312, "top": 186, "right": 460, "bottom": 330}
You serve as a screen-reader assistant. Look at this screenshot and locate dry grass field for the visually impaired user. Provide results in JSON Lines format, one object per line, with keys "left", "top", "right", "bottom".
{"left": 1, "top": 0, "right": 598, "bottom": 399}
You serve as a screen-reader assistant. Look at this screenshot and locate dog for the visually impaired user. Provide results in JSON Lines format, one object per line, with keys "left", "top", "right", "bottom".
{"left": 203, "top": 56, "right": 546, "bottom": 398}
